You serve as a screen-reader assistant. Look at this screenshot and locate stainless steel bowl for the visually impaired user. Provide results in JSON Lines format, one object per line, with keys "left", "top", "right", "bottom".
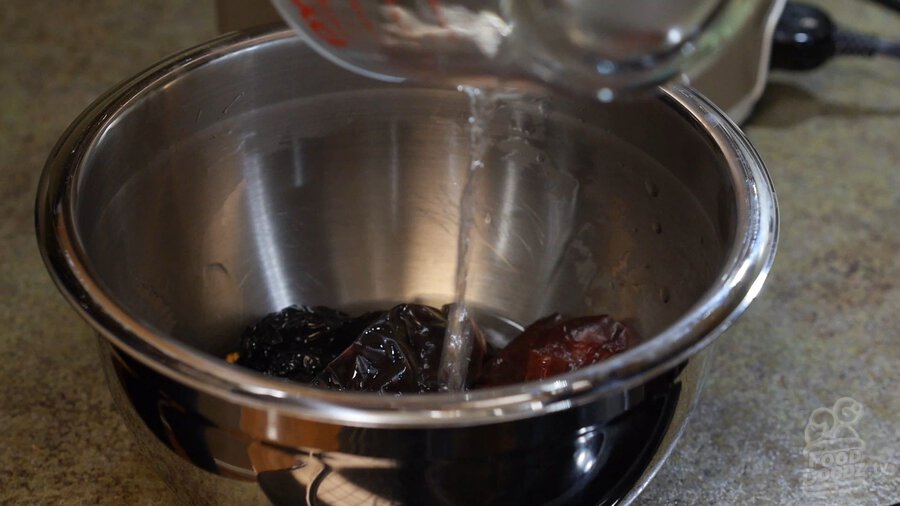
{"left": 36, "top": 27, "right": 777, "bottom": 505}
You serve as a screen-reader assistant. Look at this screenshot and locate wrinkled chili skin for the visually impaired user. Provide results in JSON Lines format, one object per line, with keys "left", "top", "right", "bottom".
{"left": 236, "top": 305, "right": 379, "bottom": 382}
{"left": 478, "top": 314, "right": 640, "bottom": 387}
{"left": 315, "top": 304, "right": 485, "bottom": 393}
{"left": 234, "top": 305, "right": 637, "bottom": 392}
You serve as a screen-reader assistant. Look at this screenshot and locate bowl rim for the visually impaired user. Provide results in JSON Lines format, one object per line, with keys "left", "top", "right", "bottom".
{"left": 35, "top": 27, "right": 778, "bottom": 428}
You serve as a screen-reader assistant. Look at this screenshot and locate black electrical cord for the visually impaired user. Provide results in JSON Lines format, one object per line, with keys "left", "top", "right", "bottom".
{"left": 771, "top": 1, "right": 900, "bottom": 70}
{"left": 834, "top": 30, "right": 900, "bottom": 57}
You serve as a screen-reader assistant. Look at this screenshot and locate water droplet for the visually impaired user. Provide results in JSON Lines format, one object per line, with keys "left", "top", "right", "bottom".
{"left": 652, "top": 222, "right": 662, "bottom": 234}
{"left": 206, "top": 262, "right": 229, "bottom": 275}
{"left": 666, "top": 28, "right": 683, "bottom": 45}
{"left": 536, "top": 153, "right": 547, "bottom": 163}
{"left": 659, "top": 287, "right": 671, "bottom": 304}
{"left": 596, "top": 60, "right": 616, "bottom": 75}
{"left": 597, "top": 88, "right": 615, "bottom": 103}
{"left": 483, "top": 213, "right": 492, "bottom": 225}
{"left": 644, "top": 180, "right": 659, "bottom": 197}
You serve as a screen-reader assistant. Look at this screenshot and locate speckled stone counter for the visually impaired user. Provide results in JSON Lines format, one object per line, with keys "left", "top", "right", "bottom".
{"left": 1, "top": 1, "right": 897, "bottom": 504}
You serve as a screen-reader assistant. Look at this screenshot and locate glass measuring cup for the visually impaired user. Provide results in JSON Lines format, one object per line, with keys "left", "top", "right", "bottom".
{"left": 269, "top": 0, "right": 763, "bottom": 99}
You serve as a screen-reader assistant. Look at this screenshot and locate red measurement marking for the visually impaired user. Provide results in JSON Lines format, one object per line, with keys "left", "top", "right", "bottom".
{"left": 316, "top": 0, "right": 342, "bottom": 30}
{"left": 349, "top": 0, "right": 375, "bottom": 33}
{"left": 291, "top": 0, "right": 348, "bottom": 47}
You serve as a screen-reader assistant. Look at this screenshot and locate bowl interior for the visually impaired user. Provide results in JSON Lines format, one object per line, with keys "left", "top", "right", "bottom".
{"left": 73, "top": 38, "right": 734, "bottom": 358}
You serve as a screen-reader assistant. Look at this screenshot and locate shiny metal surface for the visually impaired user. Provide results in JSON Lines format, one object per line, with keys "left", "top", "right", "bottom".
{"left": 101, "top": 336, "right": 709, "bottom": 505}
{"left": 692, "top": 0, "right": 786, "bottom": 123}
{"left": 36, "top": 28, "right": 777, "bottom": 505}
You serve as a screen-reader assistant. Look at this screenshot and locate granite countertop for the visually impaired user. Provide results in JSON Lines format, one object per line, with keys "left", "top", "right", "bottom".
{"left": 1, "top": 1, "right": 897, "bottom": 504}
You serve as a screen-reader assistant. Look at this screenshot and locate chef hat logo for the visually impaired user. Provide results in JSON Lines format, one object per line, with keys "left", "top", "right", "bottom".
{"left": 804, "top": 397, "right": 865, "bottom": 454}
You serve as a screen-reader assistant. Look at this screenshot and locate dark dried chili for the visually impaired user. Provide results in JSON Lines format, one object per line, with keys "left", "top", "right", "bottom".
{"left": 231, "top": 304, "right": 639, "bottom": 392}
